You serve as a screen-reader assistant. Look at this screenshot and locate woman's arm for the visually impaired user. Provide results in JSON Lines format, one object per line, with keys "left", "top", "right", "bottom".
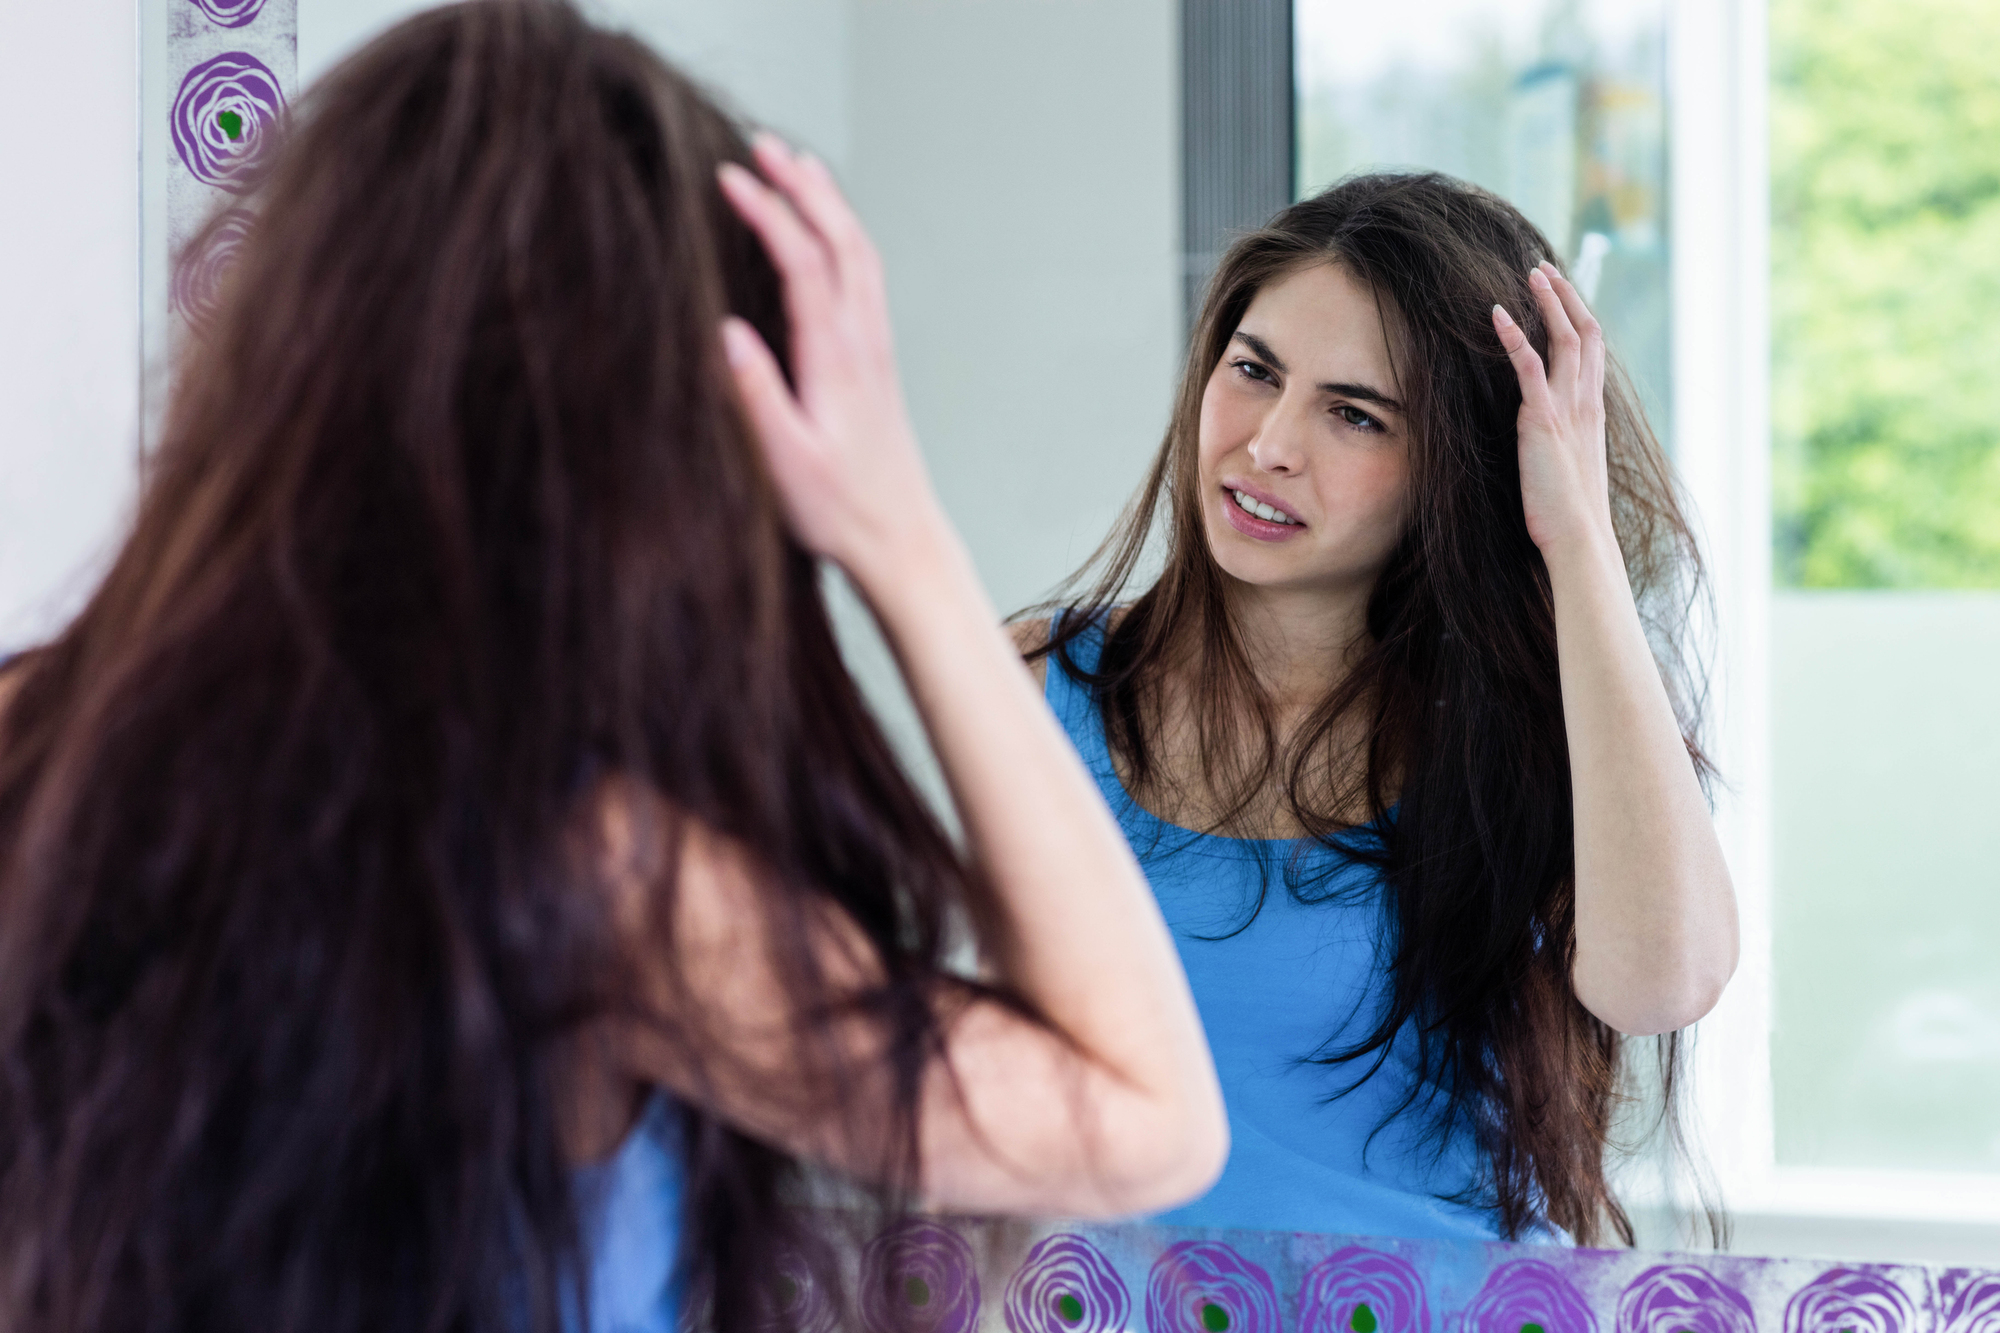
{"left": 1494, "top": 264, "right": 1739, "bottom": 1037}
{"left": 635, "top": 136, "right": 1226, "bottom": 1218}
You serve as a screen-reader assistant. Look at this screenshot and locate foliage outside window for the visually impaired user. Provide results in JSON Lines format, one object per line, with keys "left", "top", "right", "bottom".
{"left": 1771, "top": 0, "right": 2000, "bottom": 588}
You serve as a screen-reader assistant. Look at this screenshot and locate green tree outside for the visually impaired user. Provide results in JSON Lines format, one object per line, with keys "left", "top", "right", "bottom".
{"left": 1771, "top": 0, "right": 2000, "bottom": 587}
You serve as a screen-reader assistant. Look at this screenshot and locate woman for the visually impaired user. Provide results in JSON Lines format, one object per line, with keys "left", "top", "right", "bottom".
{"left": 1019, "top": 174, "right": 1737, "bottom": 1245}
{"left": 0, "top": 5, "right": 1225, "bottom": 1331}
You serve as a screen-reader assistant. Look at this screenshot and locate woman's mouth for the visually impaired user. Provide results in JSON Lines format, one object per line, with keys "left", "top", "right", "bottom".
{"left": 1220, "top": 486, "right": 1305, "bottom": 541}
{"left": 1230, "top": 488, "right": 1298, "bottom": 525}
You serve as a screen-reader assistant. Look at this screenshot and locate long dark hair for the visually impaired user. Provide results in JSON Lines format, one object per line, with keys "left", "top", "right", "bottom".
{"left": 1030, "top": 172, "right": 1712, "bottom": 1244}
{"left": 0, "top": 4, "right": 988, "bottom": 1329}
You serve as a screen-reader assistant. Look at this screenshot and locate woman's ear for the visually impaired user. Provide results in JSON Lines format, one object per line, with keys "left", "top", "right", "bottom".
{"left": 591, "top": 776, "right": 671, "bottom": 934}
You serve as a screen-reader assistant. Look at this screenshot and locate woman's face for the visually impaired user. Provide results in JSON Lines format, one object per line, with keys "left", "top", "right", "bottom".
{"left": 1196, "top": 261, "right": 1412, "bottom": 600}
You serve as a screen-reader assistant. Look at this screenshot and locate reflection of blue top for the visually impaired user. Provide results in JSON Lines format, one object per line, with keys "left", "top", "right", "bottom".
{"left": 1044, "top": 623, "right": 1505, "bottom": 1240}
{"left": 571, "top": 1096, "right": 686, "bottom": 1333}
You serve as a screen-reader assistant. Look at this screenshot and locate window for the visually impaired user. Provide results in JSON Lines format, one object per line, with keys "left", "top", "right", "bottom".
{"left": 1767, "top": 0, "right": 2000, "bottom": 1178}
{"left": 1297, "top": 0, "right": 2000, "bottom": 1253}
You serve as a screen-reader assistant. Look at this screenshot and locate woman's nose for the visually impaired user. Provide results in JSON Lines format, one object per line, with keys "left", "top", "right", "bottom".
{"left": 1247, "top": 406, "right": 1308, "bottom": 474}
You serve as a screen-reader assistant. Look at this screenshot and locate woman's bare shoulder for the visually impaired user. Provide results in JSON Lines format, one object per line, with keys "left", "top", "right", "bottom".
{"left": 1005, "top": 606, "right": 1129, "bottom": 691}
{"left": 1006, "top": 619, "right": 1051, "bottom": 689}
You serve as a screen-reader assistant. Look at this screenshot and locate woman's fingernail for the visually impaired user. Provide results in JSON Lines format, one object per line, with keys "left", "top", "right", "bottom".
{"left": 1493, "top": 303, "right": 1515, "bottom": 326}
{"left": 721, "top": 318, "right": 752, "bottom": 365}
{"left": 1528, "top": 267, "right": 1551, "bottom": 290}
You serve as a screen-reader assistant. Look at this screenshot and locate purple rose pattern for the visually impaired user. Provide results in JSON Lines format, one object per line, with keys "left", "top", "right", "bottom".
{"left": 748, "top": 1236, "right": 841, "bottom": 1333}
{"left": 169, "top": 208, "right": 253, "bottom": 333}
{"left": 1298, "top": 1246, "right": 1430, "bottom": 1333}
{"left": 1463, "top": 1260, "right": 1597, "bottom": 1333}
{"left": 186, "top": 0, "right": 269, "bottom": 28}
{"left": 1617, "top": 1265, "right": 1757, "bottom": 1333}
{"left": 1942, "top": 1271, "right": 2000, "bottom": 1333}
{"left": 1146, "top": 1241, "right": 1282, "bottom": 1333}
{"left": 1781, "top": 1270, "right": 1917, "bottom": 1333}
{"left": 171, "top": 52, "right": 286, "bottom": 191}
{"left": 1003, "top": 1233, "right": 1129, "bottom": 1333}
{"left": 859, "top": 1221, "right": 979, "bottom": 1333}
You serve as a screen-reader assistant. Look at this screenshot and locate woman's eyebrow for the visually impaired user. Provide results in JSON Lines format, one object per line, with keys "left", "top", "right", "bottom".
{"left": 1232, "top": 331, "right": 1403, "bottom": 413}
{"left": 1231, "top": 330, "right": 1288, "bottom": 373}
{"left": 1322, "top": 381, "right": 1404, "bottom": 413}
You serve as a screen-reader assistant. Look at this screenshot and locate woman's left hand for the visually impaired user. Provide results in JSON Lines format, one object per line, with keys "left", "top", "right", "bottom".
{"left": 1494, "top": 262, "right": 1614, "bottom": 557}
{"left": 1496, "top": 264, "right": 1739, "bottom": 1037}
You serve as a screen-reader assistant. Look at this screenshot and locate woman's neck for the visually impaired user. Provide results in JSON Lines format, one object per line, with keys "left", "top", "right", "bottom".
{"left": 1226, "top": 578, "right": 1374, "bottom": 717}
{"left": 1116, "top": 577, "right": 1379, "bottom": 839}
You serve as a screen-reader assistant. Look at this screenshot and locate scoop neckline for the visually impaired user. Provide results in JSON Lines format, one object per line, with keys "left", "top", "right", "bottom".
{"left": 1098, "top": 757, "right": 1389, "bottom": 859}
{"left": 1055, "top": 614, "right": 1387, "bottom": 856}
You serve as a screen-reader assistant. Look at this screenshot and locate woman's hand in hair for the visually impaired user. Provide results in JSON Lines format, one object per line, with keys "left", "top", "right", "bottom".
{"left": 710, "top": 136, "right": 1229, "bottom": 1214}
{"left": 716, "top": 137, "right": 947, "bottom": 586}
{"left": 1493, "top": 264, "right": 1739, "bottom": 1037}
{"left": 1492, "top": 262, "right": 1614, "bottom": 559}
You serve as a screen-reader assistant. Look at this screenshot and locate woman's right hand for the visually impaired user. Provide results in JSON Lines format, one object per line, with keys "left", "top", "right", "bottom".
{"left": 717, "top": 137, "right": 945, "bottom": 582}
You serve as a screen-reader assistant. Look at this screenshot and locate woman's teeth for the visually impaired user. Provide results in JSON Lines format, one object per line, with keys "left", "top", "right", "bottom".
{"left": 1232, "top": 489, "right": 1298, "bottom": 525}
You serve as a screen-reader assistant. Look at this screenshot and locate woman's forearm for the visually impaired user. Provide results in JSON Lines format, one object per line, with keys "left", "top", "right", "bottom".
{"left": 843, "top": 510, "right": 1227, "bottom": 1204}
{"left": 1545, "top": 524, "right": 1738, "bottom": 1036}
{"left": 715, "top": 133, "right": 1223, "bottom": 1210}
{"left": 1497, "top": 265, "right": 1737, "bottom": 1037}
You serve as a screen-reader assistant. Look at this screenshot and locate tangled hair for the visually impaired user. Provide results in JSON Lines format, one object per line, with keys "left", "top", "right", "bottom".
{"left": 1030, "top": 173, "right": 1713, "bottom": 1245}
{"left": 0, "top": 3, "right": 991, "bottom": 1329}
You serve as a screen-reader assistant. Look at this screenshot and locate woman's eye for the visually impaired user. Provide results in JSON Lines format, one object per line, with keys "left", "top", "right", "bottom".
{"left": 1231, "top": 359, "right": 1276, "bottom": 385}
{"left": 1335, "top": 404, "right": 1383, "bottom": 432}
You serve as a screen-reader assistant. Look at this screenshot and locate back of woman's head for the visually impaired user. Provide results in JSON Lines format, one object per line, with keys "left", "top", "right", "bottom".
{"left": 0, "top": 3, "right": 964, "bottom": 1328}
{"left": 1044, "top": 171, "right": 1709, "bottom": 1244}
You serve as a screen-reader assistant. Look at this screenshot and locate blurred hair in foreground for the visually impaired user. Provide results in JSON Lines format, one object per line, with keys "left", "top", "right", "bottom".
{"left": 0, "top": 3, "right": 997, "bottom": 1330}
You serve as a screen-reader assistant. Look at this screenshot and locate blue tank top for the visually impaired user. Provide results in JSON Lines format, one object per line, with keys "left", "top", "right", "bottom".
{"left": 571, "top": 1095, "right": 686, "bottom": 1333}
{"left": 1045, "top": 622, "right": 1509, "bottom": 1241}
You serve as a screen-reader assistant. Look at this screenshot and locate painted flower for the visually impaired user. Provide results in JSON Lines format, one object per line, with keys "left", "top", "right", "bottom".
{"left": 171, "top": 51, "right": 286, "bottom": 191}
{"left": 1782, "top": 1269, "right": 1917, "bottom": 1333}
{"left": 1004, "top": 1234, "right": 1130, "bottom": 1333}
{"left": 859, "top": 1221, "right": 980, "bottom": 1333}
{"left": 1462, "top": 1260, "right": 1597, "bottom": 1333}
{"left": 1145, "top": 1241, "right": 1281, "bottom": 1333}
{"left": 1298, "top": 1246, "right": 1430, "bottom": 1333}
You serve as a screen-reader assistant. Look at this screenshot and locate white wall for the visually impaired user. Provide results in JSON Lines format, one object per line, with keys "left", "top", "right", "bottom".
{"left": 302, "top": 0, "right": 853, "bottom": 164}
{"left": 847, "top": 0, "right": 1182, "bottom": 619}
{"left": 0, "top": 0, "right": 142, "bottom": 652}
{"left": 831, "top": 0, "right": 1180, "bottom": 792}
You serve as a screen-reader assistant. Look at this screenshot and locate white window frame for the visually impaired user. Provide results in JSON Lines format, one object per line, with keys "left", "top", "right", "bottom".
{"left": 1668, "top": 0, "right": 2000, "bottom": 1249}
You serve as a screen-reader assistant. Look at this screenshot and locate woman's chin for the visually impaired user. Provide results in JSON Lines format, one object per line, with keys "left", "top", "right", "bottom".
{"left": 1206, "top": 533, "right": 1316, "bottom": 591}
{"left": 1205, "top": 523, "right": 1387, "bottom": 601}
